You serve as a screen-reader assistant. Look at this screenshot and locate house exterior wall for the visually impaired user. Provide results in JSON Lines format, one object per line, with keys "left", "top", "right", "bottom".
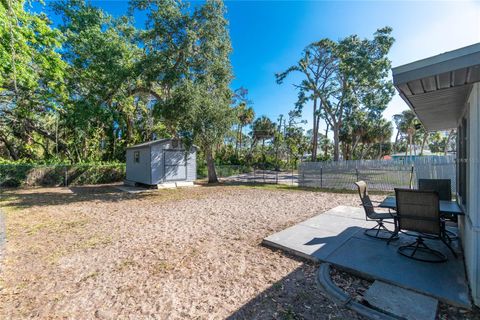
{"left": 459, "top": 82, "right": 480, "bottom": 306}
{"left": 126, "top": 146, "right": 151, "bottom": 185}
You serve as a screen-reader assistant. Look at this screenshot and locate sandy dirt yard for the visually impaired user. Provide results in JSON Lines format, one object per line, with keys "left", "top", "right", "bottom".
{"left": 0, "top": 184, "right": 374, "bottom": 319}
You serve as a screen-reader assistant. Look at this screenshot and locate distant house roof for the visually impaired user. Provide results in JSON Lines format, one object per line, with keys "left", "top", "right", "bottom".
{"left": 126, "top": 139, "right": 198, "bottom": 150}
{"left": 392, "top": 43, "right": 480, "bottom": 131}
{"left": 390, "top": 150, "right": 436, "bottom": 157}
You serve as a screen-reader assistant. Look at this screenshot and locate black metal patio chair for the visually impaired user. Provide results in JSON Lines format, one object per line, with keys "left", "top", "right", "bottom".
{"left": 354, "top": 181, "right": 397, "bottom": 240}
{"left": 418, "top": 178, "right": 458, "bottom": 241}
{"left": 418, "top": 178, "right": 452, "bottom": 201}
{"left": 390, "top": 188, "right": 457, "bottom": 263}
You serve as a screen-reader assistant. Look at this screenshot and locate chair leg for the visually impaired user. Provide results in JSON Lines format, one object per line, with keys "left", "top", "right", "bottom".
{"left": 398, "top": 236, "right": 447, "bottom": 263}
{"left": 364, "top": 220, "right": 398, "bottom": 240}
{"left": 387, "top": 219, "right": 399, "bottom": 245}
{"left": 441, "top": 237, "right": 458, "bottom": 258}
{"left": 387, "top": 230, "right": 398, "bottom": 245}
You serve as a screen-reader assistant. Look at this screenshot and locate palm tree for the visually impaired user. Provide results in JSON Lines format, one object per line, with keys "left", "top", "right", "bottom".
{"left": 232, "top": 87, "right": 254, "bottom": 153}
{"left": 236, "top": 104, "right": 255, "bottom": 152}
{"left": 395, "top": 110, "right": 418, "bottom": 157}
{"left": 252, "top": 116, "right": 276, "bottom": 148}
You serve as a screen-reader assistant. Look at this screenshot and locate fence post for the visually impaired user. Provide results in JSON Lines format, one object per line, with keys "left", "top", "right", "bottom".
{"left": 275, "top": 170, "right": 279, "bottom": 184}
{"left": 253, "top": 166, "right": 256, "bottom": 185}
{"left": 320, "top": 167, "right": 323, "bottom": 188}
{"left": 409, "top": 165, "right": 414, "bottom": 189}
{"left": 355, "top": 167, "right": 359, "bottom": 182}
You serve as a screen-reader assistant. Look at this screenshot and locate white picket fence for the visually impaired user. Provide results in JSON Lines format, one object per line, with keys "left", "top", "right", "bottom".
{"left": 299, "top": 156, "right": 456, "bottom": 192}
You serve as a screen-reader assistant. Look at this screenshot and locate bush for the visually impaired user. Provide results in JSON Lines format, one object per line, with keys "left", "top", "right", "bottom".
{"left": 0, "top": 163, "right": 126, "bottom": 188}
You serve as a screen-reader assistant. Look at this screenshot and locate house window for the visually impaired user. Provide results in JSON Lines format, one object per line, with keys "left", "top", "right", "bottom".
{"left": 458, "top": 117, "right": 468, "bottom": 206}
{"left": 134, "top": 151, "right": 140, "bottom": 163}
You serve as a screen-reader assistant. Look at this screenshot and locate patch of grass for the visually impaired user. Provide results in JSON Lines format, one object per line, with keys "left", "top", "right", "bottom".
{"left": 150, "top": 260, "right": 174, "bottom": 275}
{"left": 116, "top": 259, "right": 139, "bottom": 271}
{"left": 21, "top": 218, "right": 89, "bottom": 236}
{"left": 77, "top": 235, "right": 112, "bottom": 250}
{"left": 80, "top": 271, "right": 99, "bottom": 282}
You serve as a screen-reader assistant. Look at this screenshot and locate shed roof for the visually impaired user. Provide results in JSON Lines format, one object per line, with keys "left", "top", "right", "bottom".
{"left": 126, "top": 139, "right": 198, "bottom": 150}
{"left": 392, "top": 43, "right": 480, "bottom": 131}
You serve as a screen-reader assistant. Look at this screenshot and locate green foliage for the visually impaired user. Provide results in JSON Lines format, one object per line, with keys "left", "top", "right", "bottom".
{"left": 1, "top": 0, "right": 235, "bottom": 185}
{"left": 0, "top": 162, "right": 125, "bottom": 187}
{"left": 151, "top": 0, "right": 234, "bottom": 183}
{"left": 0, "top": 0, "right": 66, "bottom": 161}
{"left": 277, "top": 27, "right": 395, "bottom": 161}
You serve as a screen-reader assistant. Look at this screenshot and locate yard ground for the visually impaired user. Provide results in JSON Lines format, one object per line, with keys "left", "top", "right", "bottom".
{"left": 0, "top": 184, "right": 374, "bottom": 319}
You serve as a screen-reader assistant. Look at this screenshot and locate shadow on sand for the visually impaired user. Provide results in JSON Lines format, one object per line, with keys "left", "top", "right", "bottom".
{"left": 225, "top": 252, "right": 358, "bottom": 320}
{"left": 0, "top": 184, "right": 155, "bottom": 209}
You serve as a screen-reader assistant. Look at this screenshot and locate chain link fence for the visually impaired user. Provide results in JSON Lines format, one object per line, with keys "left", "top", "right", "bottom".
{"left": 299, "top": 156, "right": 456, "bottom": 193}
{"left": 0, "top": 163, "right": 126, "bottom": 188}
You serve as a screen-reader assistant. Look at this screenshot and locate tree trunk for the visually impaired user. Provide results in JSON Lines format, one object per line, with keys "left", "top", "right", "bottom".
{"left": 0, "top": 134, "right": 19, "bottom": 160}
{"left": 378, "top": 140, "right": 383, "bottom": 159}
{"left": 420, "top": 133, "right": 428, "bottom": 156}
{"left": 332, "top": 122, "right": 340, "bottom": 161}
{"left": 312, "top": 99, "right": 318, "bottom": 161}
{"left": 324, "top": 123, "right": 329, "bottom": 158}
{"left": 393, "top": 130, "right": 400, "bottom": 154}
{"left": 205, "top": 147, "right": 218, "bottom": 183}
{"left": 409, "top": 134, "right": 413, "bottom": 157}
{"left": 238, "top": 125, "right": 243, "bottom": 151}
{"left": 351, "top": 135, "right": 361, "bottom": 159}
{"left": 360, "top": 143, "right": 365, "bottom": 160}
{"left": 405, "top": 134, "right": 410, "bottom": 157}
{"left": 444, "top": 129, "right": 454, "bottom": 156}
{"left": 314, "top": 108, "right": 321, "bottom": 160}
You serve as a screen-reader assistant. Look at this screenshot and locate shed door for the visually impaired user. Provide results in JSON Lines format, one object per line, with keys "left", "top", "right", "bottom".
{"left": 164, "top": 150, "right": 187, "bottom": 181}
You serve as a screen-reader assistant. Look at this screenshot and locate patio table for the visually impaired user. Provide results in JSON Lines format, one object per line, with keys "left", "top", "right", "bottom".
{"left": 379, "top": 196, "right": 464, "bottom": 216}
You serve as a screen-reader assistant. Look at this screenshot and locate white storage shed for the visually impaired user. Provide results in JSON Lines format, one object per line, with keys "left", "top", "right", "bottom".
{"left": 125, "top": 139, "right": 197, "bottom": 186}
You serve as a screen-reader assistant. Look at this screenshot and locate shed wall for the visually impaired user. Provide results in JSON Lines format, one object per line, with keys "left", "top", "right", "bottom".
{"left": 126, "top": 147, "right": 151, "bottom": 184}
{"left": 186, "top": 149, "right": 197, "bottom": 181}
{"left": 151, "top": 143, "right": 164, "bottom": 184}
{"left": 149, "top": 140, "right": 197, "bottom": 184}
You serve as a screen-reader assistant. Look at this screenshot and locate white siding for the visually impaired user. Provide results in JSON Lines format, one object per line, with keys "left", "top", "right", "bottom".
{"left": 459, "top": 82, "right": 480, "bottom": 306}
{"left": 126, "top": 147, "right": 151, "bottom": 184}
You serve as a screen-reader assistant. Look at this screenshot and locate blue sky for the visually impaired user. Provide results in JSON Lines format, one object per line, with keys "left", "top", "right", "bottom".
{"left": 34, "top": 0, "right": 480, "bottom": 137}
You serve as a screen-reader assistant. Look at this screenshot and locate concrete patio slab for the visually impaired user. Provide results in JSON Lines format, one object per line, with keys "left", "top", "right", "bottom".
{"left": 364, "top": 281, "right": 438, "bottom": 320}
{"left": 264, "top": 224, "right": 363, "bottom": 261}
{"left": 114, "top": 185, "right": 154, "bottom": 194}
{"left": 327, "top": 236, "right": 469, "bottom": 307}
{"left": 262, "top": 205, "right": 471, "bottom": 309}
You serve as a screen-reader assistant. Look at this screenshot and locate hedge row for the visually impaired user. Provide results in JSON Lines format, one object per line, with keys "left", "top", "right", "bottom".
{"left": 0, "top": 164, "right": 126, "bottom": 187}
